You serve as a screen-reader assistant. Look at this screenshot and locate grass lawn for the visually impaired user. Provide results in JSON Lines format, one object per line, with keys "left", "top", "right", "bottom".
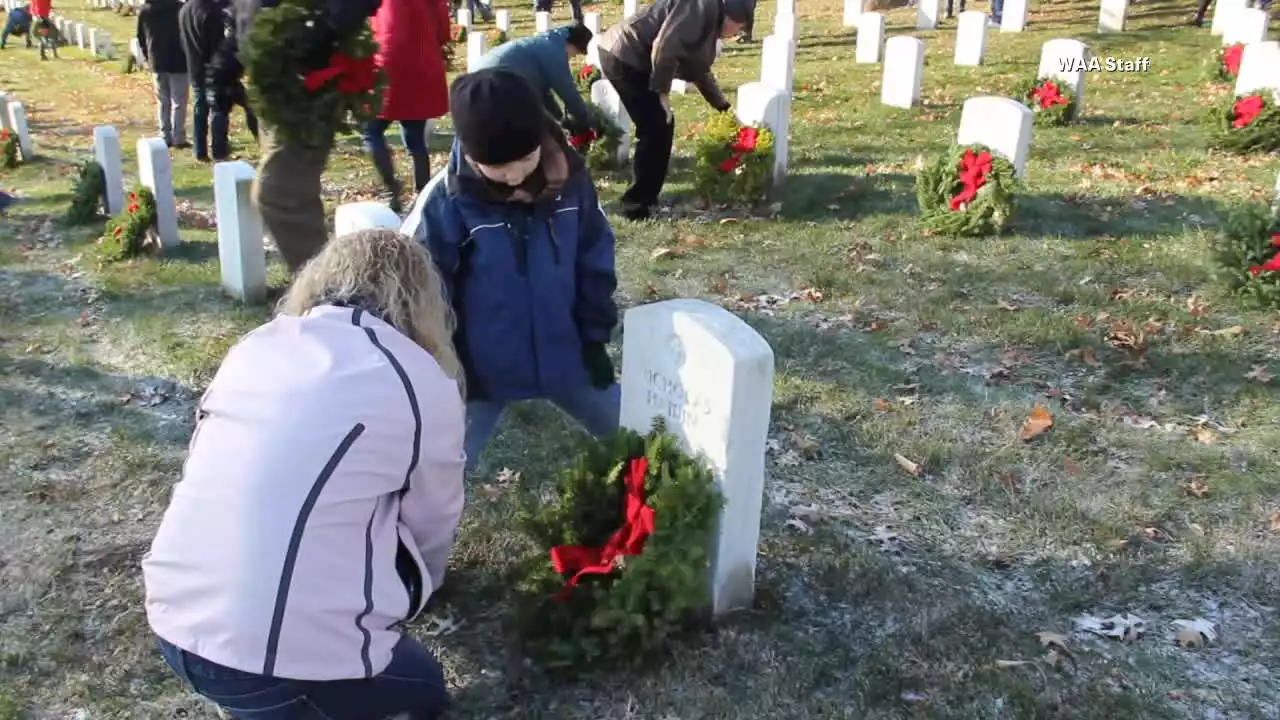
{"left": 2, "top": 0, "right": 1279, "bottom": 717}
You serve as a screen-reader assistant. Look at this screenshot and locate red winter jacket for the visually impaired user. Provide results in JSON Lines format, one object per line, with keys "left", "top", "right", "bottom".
{"left": 372, "top": 0, "right": 449, "bottom": 121}
{"left": 31, "top": 0, "right": 51, "bottom": 19}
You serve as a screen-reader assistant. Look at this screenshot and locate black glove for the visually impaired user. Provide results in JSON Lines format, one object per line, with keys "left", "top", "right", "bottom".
{"left": 715, "top": 101, "right": 732, "bottom": 113}
{"left": 581, "top": 342, "right": 615, "bottom": 390}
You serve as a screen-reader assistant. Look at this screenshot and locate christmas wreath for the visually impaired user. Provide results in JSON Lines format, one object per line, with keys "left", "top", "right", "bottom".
{"left": 0, "top": 128, "right": 18, "bottom": 169}
{"left": 1218, "top": 43, "right": 1245, "bottom": 82}
{"left": 96, "top": 187, "right": 157, "bottom": 263}
{"left": 1016, "top": 76, "right": 1077, "bottom": 126}
{"left": 915, "top": 144, "right": 1018, "bottom": 236}
{"left": 243, "top": 0, "right": 383, "bottom": 148}
{"left": 65, "top": 160, "right": 106, "bottom": 226}
{"left": 567, "top": 104, "right": 625, "bottom": 173}
{"left": 691, "top": 111, "right": 775, "bottom": 207}
{"left": 1210, "top": 201, "right": 1280, "bottom": 308}
{"left": 509, "top": 418, "right": 723, "bottom": 673}
{"left": 487, "top": 28, "right": 509, "bottom": 47}
{"left": 576, "top": 62, "right": 602, "bottom": 96}
{"left": 1210, "top": 91, "right": 1280, "bottom": 154}
{"left": 450, "top": 23, "right": 467, "bottom": 43}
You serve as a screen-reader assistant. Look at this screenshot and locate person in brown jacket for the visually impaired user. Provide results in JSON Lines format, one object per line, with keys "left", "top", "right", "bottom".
{"left": 596, "top": 0, "right": 752, "bottom": 221}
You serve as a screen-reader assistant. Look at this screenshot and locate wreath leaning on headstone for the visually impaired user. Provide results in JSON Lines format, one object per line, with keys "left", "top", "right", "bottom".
{"left": 1216, "top": 42, "right": 1245, "bottom": 82}
{"left": 1209, "top": 201, "right": 1280, "bottom": 308}
{"left": 0, "top": 128, "right": 19, "bottom": 169}
{"left": 567, "top": 104, "right": 625, "bottom": 173}
{"left": 96, "top": 186, "right": 158, "bottom": 263}
{"left": 243, "top": 0, "right": 383, "bottom": 148}
{"left": 691, "top": 111, "right": 775, "bottom": 207}
{"left": 1015, "top": 76, "right": 1077, "bottom": 126}
{"left": 1209, "top": 91, "right": 1280, "bottom": 154}
{"left": 65, "top": 160, "right": 106, "bottom": 226}
{"left": 576, "top": 62, "right": 602, "bottom": 96}
{"left": 508, "top": 417, "right": 724, "bottom": 674}
{"left": 915, "top": 143, "right": 1018, "bottom": 237}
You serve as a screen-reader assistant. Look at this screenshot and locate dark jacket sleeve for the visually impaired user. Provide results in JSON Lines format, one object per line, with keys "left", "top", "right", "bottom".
{"left": 572, "top": 173, "right": 618, "bottom": 343}
{"left": 649, "top": 0, "right": 708, "bottom": 95}
{"left": 543, "top": 43, "right": 592, "bottom": 125}
{"left": 136, "top": 10, "right": 149, "bottom": 61}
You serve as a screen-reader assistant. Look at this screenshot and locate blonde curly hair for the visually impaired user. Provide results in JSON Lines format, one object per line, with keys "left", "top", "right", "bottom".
{"left": 278, "top": 229, "right": 464, "bottom": 391}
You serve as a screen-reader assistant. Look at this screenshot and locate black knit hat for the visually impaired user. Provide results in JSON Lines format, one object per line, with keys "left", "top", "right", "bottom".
{"left": 724, "top": 0, "right": 755, "bottom": 23}
{"left": 450, "top": 69, "right": 548, "bottom": 166}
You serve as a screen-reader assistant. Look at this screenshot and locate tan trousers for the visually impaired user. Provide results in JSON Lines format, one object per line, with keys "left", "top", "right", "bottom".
{"left": 252, "top": 122, "right": 335, "bottom": 272}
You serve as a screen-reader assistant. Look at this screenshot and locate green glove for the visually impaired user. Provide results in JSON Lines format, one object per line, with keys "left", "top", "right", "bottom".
{"left": 581, "top": 342, "right": 615, "bottom": 389}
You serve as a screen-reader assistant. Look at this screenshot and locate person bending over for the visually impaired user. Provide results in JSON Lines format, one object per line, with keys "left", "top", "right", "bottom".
{"left": 402, "top": 68, "right": 620, "bottom": 474}
{"left": 143, "top": 228, "right": 464, "bottom": 719}
{"left": 596, "top": 0, "right": 754, "bottom": 221}
{"left": 470, "top": 23, "right": 598, "bottom": 137}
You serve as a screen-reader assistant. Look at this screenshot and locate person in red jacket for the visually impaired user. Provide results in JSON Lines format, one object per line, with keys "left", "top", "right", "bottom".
{"left": 364, "top": 0, "right": 450, "bottom": 214}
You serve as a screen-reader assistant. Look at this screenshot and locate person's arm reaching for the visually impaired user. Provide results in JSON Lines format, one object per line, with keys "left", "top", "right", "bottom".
{"left": 544, "top": 47, "right": 593, "bottom": 127}
{"left": 691, "top": 70, "right": 731, "bottom": 112}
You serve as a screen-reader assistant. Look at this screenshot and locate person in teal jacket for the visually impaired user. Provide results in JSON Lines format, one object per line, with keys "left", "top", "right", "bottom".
{"left": 469, "top": 24, "right": 598, "bottom": 135}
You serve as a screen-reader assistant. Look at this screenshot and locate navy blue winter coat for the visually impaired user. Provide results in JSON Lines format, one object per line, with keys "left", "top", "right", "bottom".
{"left": 413, "top": 134, "right": 618, "bottom": 402}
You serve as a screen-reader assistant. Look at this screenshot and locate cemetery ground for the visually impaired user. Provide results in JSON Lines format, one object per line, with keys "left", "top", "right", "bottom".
{"left": 1, "top": 0, "right": 1279, "bottom": 717}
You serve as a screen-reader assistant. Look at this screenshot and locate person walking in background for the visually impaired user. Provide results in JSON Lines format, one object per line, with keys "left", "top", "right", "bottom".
{"left": 138, "top": 0, "right": 191, "bottom": 148}
{"left": 365, "top": 0, "right": 450, "bottom": 213}
{"left": 456, "top": 0, "right": 492, "bottom": 22}
{"left": 596, "top": 0, "right": 753, "bottom": 221}
{"left": 182, "top": 0, "right": 257, "bottom": 161}
{"left": 403, "top": 69, "right": 619, "bottom": 474}
{"left": 143, "top": 228, "right": 463, "bottom": 720}
{"left": 0, "top": 4, "right": 32, "bottom": 49}
{"left": 534, "top": 0, "right": 583, "bottom": 24}
{"left": 470, "top": 23, "right": 597, "bottom": 137}
{"left": 234, "top": 0, "right": 383, "bottom": 272}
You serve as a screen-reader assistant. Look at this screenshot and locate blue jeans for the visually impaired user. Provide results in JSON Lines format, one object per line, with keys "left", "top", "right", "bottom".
{"left": 156, "top": 635, "right": 449, "bottom": 719}
{"left": 361, "top": 118, "right": 428, "bottom": 156}
{"left": 0, "top": 17, "right": 31, "bottom": 48}
{"left": 533, "top": 0, "right": 583, "bottom": 23}
{"left": 465, "top": 383, "right": 620, "bottom": 473}
{"left": 991, "top": 0, "right": 1004, "bottom": 22}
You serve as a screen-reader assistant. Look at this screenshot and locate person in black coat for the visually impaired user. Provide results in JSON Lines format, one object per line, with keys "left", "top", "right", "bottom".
{"left": 138, "top": 0, "right": 191, "bottom": 148}
{"left": 181, "top": 0, "right": 257, "bottom": 161}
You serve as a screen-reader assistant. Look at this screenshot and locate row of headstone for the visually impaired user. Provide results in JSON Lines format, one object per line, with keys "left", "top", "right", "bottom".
{"left": 913, "top": 0, "right": 1028, "bottom": 32}
{"left": 0, "top": 92, "right": 34, "bottom": 160}
{"left": 47, "top": 13, "right": 116, "bottom": 59}
{"left": 88, "top": 126, "right": 178, "bottom": 245}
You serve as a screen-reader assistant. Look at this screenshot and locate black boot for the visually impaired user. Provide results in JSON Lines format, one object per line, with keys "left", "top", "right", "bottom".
{"left": 410, "top": 152, "right": 430, "bottom": 193}
{"left": 370, "top": 144, "right": 403, "bottom": 214}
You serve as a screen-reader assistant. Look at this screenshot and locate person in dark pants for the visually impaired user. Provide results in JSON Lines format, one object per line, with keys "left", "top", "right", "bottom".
{"left": 533, "top": 0, "right": 583, "bottom": 24}
{"left": 138, "top": 0, "right": 192, "bottom": 148}
{"left": 181, "top": 0, "right": 258, "bottom": 161}
{"left": 595, "top": 0, "right": 753, "bottom": 221}
{"left": 0, "top": 5, "right": 32, "bottom": 49}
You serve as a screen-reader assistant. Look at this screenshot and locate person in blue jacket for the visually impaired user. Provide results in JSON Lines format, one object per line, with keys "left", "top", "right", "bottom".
{"left": 405, "top": 68, "right": 619, "bottom": 473}
{"left": 0, "top": 5, "right": 32, "bottom": 49}
{"left": 469, "top": 24, "right": 598, "bottom": 136}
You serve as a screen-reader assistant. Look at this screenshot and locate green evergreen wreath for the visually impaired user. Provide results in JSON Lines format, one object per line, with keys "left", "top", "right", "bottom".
{"left": 1210, "top": 201, "right": 1280, "bottom": 308}
{"left": 1015, "top": 76, "right": 1077, "bottom": 126}
{"left": 510, "top": 417, "right": 724, "bottom": 674}
{"left": 243, "top": 0, "right": 383, "bottom": 148}
{"left": 1, "top": 128, "right": 19, "bottom": 169}
{"left": 65, "top": 161, "right": 106, "bottom": 226}
{"left": 1209, "top": 92, "right": 1280, "bottom": 154}
{"left": 576, "top": 62, "right": 602, "bottom": 96}
{"left": 915, "top": 143, "right": 1018, "bottom": 237}
{"left": 691, "top": 111, "right": 775, "bottom": 207}
{"left": 96, "top": 186, "right": 157, "bottom": 263}
{"left": 569, "top": 104, "right": 624, "bottom": 173}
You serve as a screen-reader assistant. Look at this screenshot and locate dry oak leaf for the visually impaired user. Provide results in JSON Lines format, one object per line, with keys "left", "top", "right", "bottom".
{"left": 1192, "top": 427, "right": 1217, "bottom": 444}
{"left": 650, "top": 246, "right": 687, "bottom": 261}
{"left": 1183, "top": 477, "right": 1210, "bottom": 498}
{"left": 1065, "top": 346, "right": 1101, "bottom": 366}
{"left": 1020, "top": 403, "right": 1054, "bottom": 441}
{"left": 893, "top": 453, "right": 922, "bottom": 476}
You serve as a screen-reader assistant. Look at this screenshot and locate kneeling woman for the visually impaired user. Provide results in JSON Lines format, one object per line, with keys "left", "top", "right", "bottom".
{"left": 142, "top": 229, "right": 466, "bottom": 720}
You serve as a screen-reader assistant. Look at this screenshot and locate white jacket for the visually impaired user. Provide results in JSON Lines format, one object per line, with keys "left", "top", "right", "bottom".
{"left": 142, "top": 305, "right": 466, "bottom": 680}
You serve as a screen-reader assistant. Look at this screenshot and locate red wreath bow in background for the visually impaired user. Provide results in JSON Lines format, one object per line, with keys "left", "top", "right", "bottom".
{"left": 718, "top": 127, "right": 761, "bottom": 173}
{"left": 568, "top": 128, "right": 599, "bottom": 150}
{"left": 548, "top": 457, "right": 656, "bottom": 601}
{"left": 1248, "top": 233, "right": 1280, "bottom": 275}
{"left": 1030, "top": 80, "right": 1069, "bottom": 110}
{"left": 1232, "top": 95, "right": 1265, "bottom": 129}
{"left": 1222, "top": 43, "right": 1244, "bottom": 78}
{"left": 949, "top": 149, "right": 993, "bottom": 211}
{"left": 578, "top": 64, "right": 597, "bottom": 80}
{"left": 303, "top": 52, "right": 377, "bottom": 94}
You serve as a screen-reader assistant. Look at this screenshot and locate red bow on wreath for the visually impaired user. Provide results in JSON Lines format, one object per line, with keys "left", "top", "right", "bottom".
{"left": 548, "top": 457, "right": 656, "bottom": 602}
{"left": 1248, "top": 233, "right": 1280, "bottom": 275}
{"left": 568, "top": 128, "right": 599, "bottom": 150}
{"left": 1232, "top": 95, "right": 1265, "bottom": 129}
{"left": 578, "top": 64, "right": 596, "bottom": 80}
{"left": 303, "top": 52, "right": 377, "bottom": 94}
{"left": 1030, "top": 80, "right": 1069, "bottom": 110}
{"left": 1222, "top": 44, "right": 1244, "bottom": 78}
{"left": 949, "top": 149, "right": 993, "bottom": 211}
{"left": 718, "top": 127, "right": 761, "bottom": 173}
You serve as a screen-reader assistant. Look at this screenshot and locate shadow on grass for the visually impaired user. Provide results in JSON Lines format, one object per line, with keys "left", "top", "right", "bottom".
{"left": 780, "top": 171, "right": 917, "bottom": 221}
{"left": 1012, "top": 191, "right": 1227, "bottom": 239}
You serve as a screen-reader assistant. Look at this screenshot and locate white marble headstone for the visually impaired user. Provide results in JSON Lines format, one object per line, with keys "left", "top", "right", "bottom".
{"left": 760, "top": 34, "right": 796, "bottom": 96}
{"left": 843, "top": 0, "right": 862, "bottom": 28}
{"left": 1036, "top": 38, "right": 1089, "bottom": 115}
{"left": 75, "top": 23, "right": 85, "bottom": 49}
{"left": 1223, "top": 8, "right": 1270, "bottom": 46}
{"left": 88, "top": 28, "right": 100, "bottom": 55}
{"left": 881, "top": 36, "right": 925, "bottom": 109}
{"left": 213, "top": 161, "right": 267, "bottom": 304}
{"left": 335, "top": 201, "right": 402, "bottom": 236}
{"left": 623, "top": 0, "right": 637, "bottom": 19}
{"left": 6, "top": 102, "right": 32, "bottom": 160}
{"left": 495, "top": 9, "right": 509, "bottom": 31}
{"left": 618, "top": 299, "right": 775, "bottom": 618}
{"left": 774, "top": 1, "right": 797, "bottom": 42}
{"left": 136, "top": 137, "right": 179, "bottom": 248}
{"left": 591, "top": 80, "right": 633, "bottom": 164}
{"left": 587, "top": 37, "right": 601, "bottom": 66}
{"left": 856, "top": 12, "right": 885, "bottom": 64}
{"left": 0, "top": 93, "right": 10, "bottom": 132}
{"left": 456, "top": 8, "right": 471, "bottom": 29}
{"left": 1098, "top": 0, "right": 1127, "bottom": 33}
{"left": 736, "top": 82, "right": 789, "bottom": 191}
{"left": 466, "top": 33, "right": 487, "bottom": 72}
{"left": 92, "top": 125, "right": 125, "bottom": 215}
{"left": 955, "top": 11, "right": 987, "bottom": 66}
{"left": 1212, "top": 0, "right": 1248, "bottom": 35}
{"left": 1235, "top": 40, "right": 1280, "bottom": 97}
{"left": 917, "top": 0, "right": 940, "bottom": 30}
{"left": 535, "top": 10, "right": 551, "bottom": 33}
{"left": 1002, "top": 0, "right": 1028, "bottom": 32}
{"left": 956, "top": 96, "right": 1034, "bottom": 178}
{"left": 583, "top": 11, "right": 601, "bottom": 35}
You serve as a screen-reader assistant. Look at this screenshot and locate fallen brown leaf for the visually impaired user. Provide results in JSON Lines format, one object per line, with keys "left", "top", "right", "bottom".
{"left": 1269, "top": 510, "right": 1280, "bottom": 533}
{"left": 1245, "top": 365, "right": 1275, "bottom": 383}
{"left": 1063, "top": 456, "right": 1083, "bottom": 476}
{"left": 1183, "top": 477, "right": 1210, "bottom": 498}
{"left": 1192, "top": 427, "right": 1217, "bottom": 444}
{"left": 873, "top": 398, "right": 892, "bottom": 412}
{"left": 893, "top": 453, "right": 921, "bottom": 476}
{"left": 1175, "top": 628, "right": 1206, "bottom": 649}
{"left": 1065, "top": 347, "right": 1101, "bottom": 366}
{"left": 650, "top": 247, "right": 687, "bottom": 261}
{"left": 997, "top": 298, "right": 1019, "bottom": 311}
{"left": 1020, "top": 403, "right": 1054, "bottom": 441}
